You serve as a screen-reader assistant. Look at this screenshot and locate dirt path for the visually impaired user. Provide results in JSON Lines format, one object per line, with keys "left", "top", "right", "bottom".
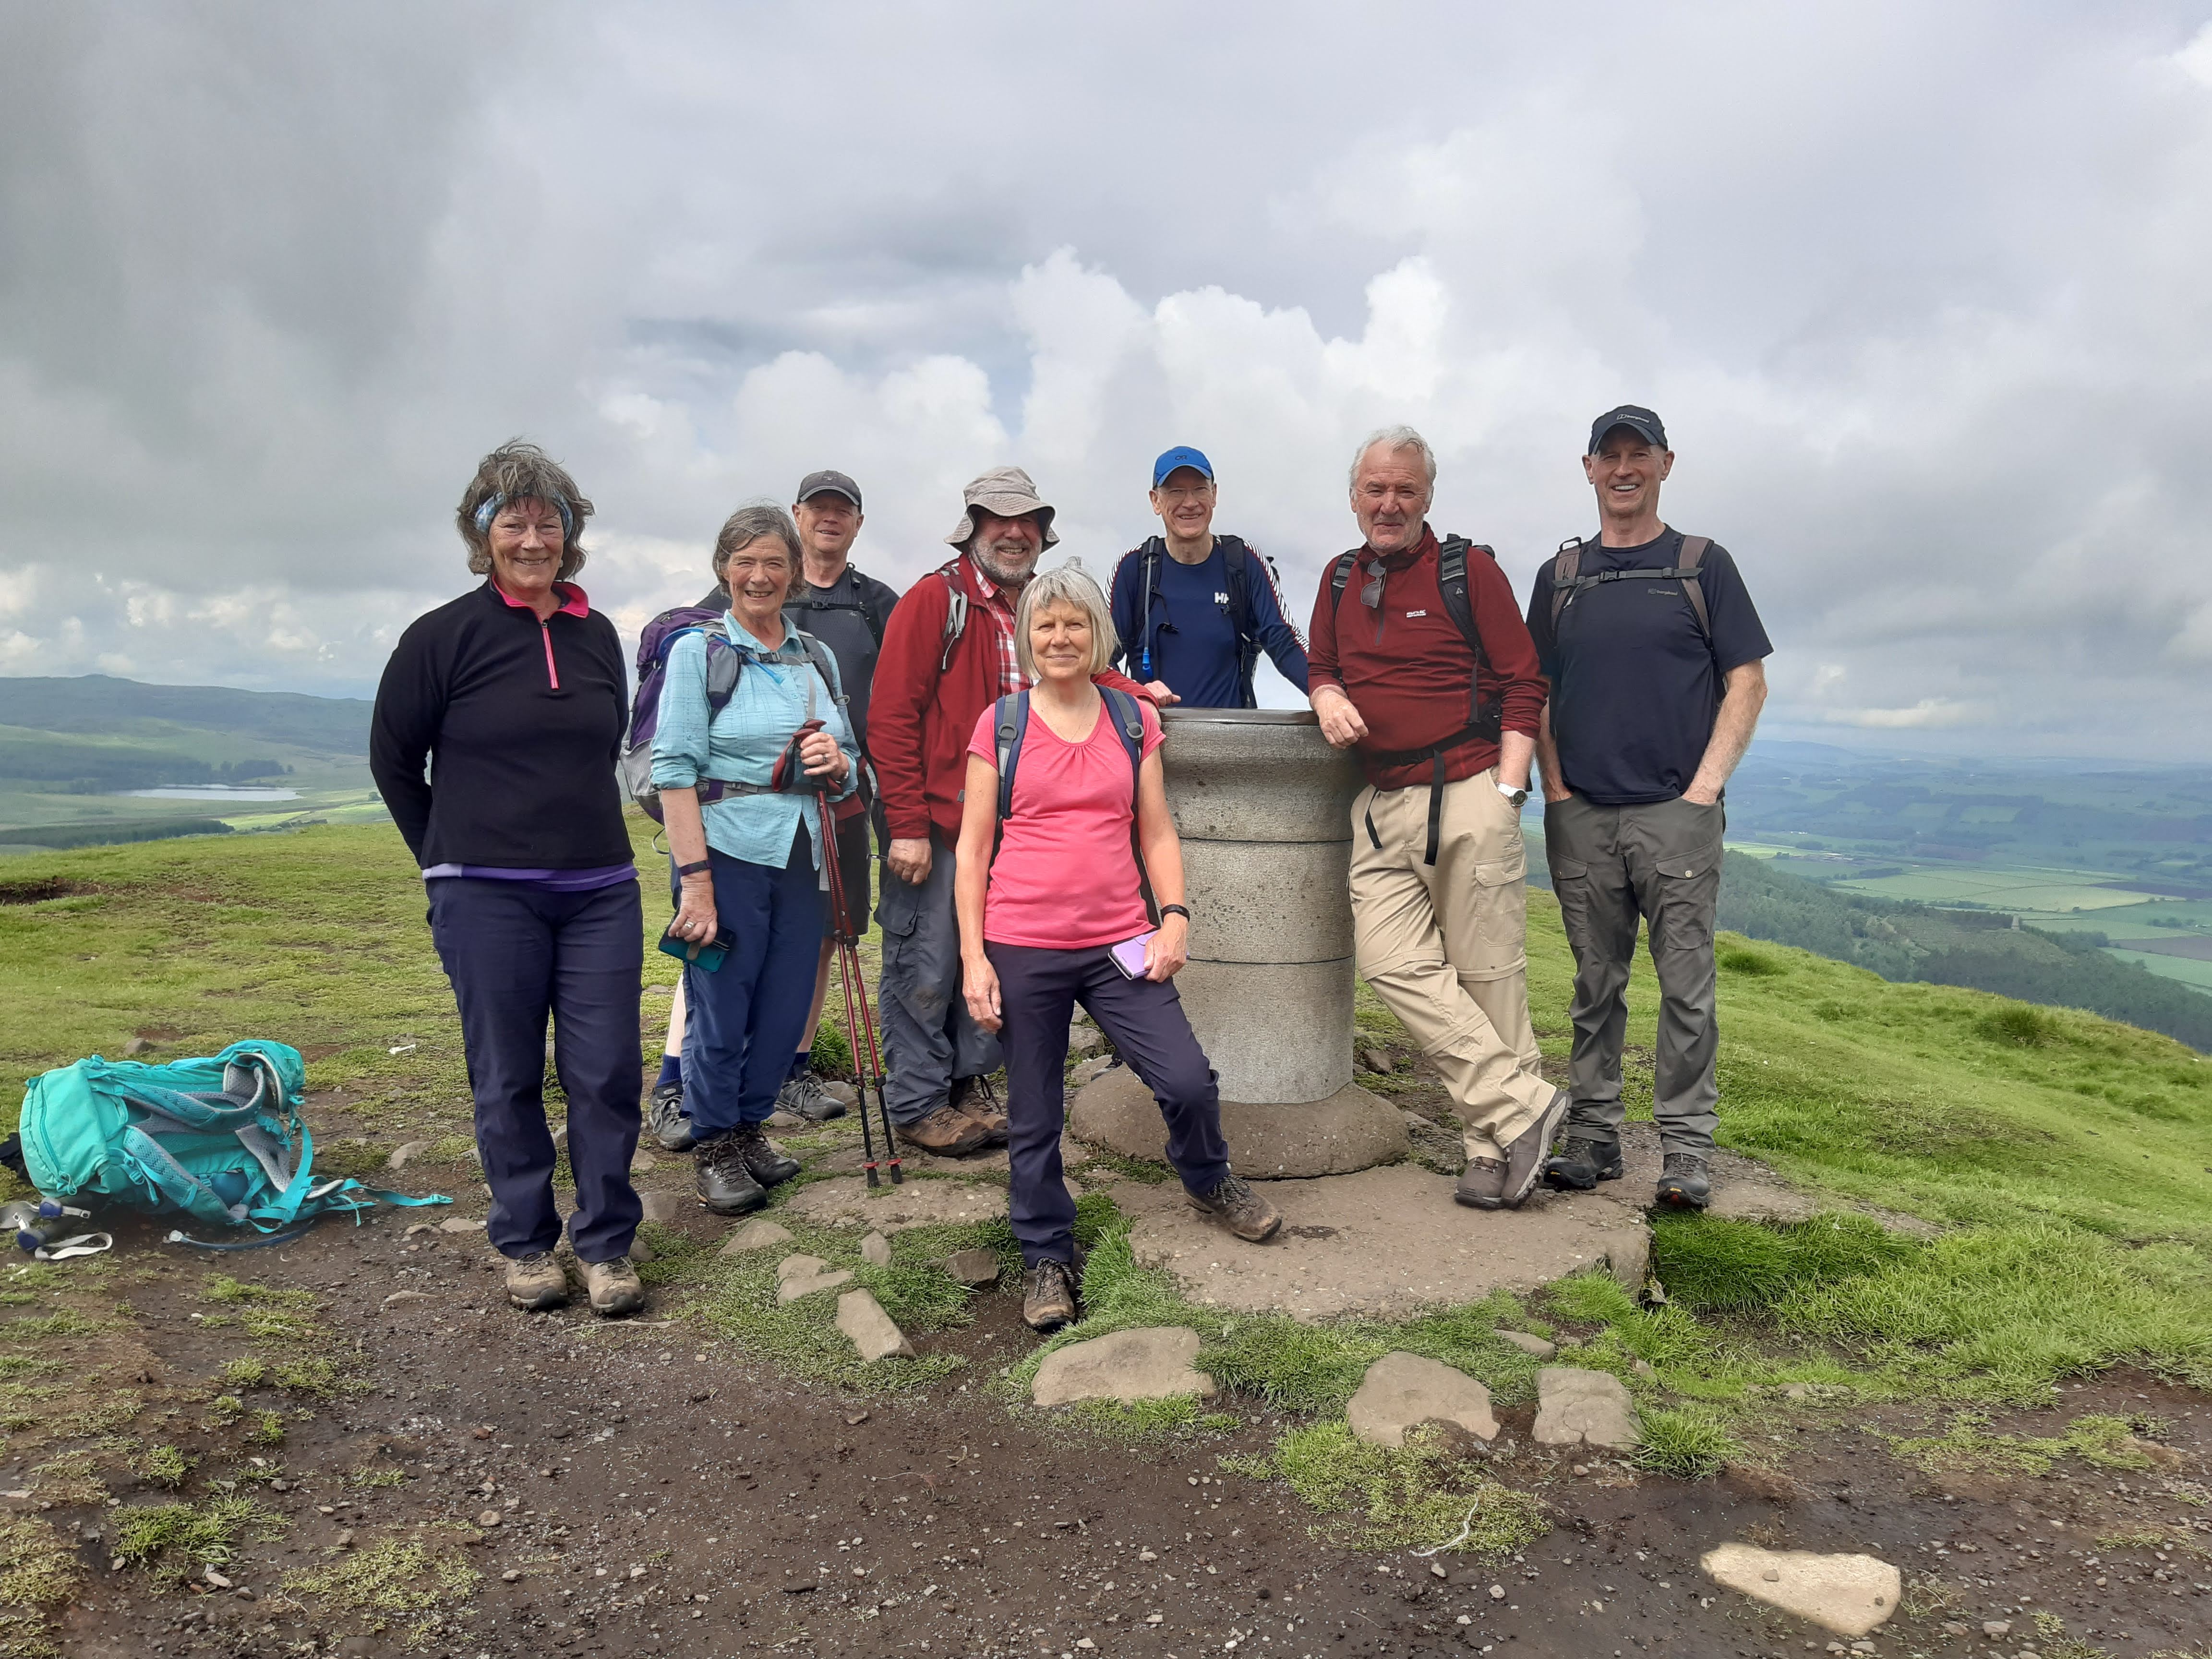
{"left": 25, "top": 1202, "right": 2211, "bottom": 1659}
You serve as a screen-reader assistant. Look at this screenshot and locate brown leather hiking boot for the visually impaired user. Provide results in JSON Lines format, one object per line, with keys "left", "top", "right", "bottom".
{"left": 895, "top": 1104, "right": 992, "bottom": 1156}
{"left": 504, "top": 1250, "right": 569, "bottom": 1311}
{"left": 1458, "top": 1088, "right": 1571, "bottom": 1212}
{"left": 583, "top": 1256, "right": 645, "bottom": 1318}
{"left": 1021, "top": 1259, "right": 1079, "bottom": 1332}
{"left": 947, "top": 1074, "right": 1010, "bottom": 1144}
{"left": 1186, "top": 1173, "right": 1283, "bottom": 1242}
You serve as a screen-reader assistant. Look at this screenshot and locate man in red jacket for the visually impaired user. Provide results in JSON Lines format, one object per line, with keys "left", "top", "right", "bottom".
{"left": 1308, "top": 426, "right": 1567, "bottom": 1212}
{"left": 871, "top": 467, "right": 1156, "bottom": 1155}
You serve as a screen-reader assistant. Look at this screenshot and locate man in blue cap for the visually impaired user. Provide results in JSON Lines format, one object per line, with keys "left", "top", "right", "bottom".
{"left": 1108, "top": 446, "right": 1309, "bottom": 708}
{"left": 1528, "top": 407, "right": 1771, "bottom": 1212}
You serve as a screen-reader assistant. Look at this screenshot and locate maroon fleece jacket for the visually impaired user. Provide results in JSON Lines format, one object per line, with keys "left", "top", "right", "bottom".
{"left": 872, "top": 556, "right": 1154, "bottom": 842}
{"left": 1306, "top": 526, "right": 1547, "bottom": 791}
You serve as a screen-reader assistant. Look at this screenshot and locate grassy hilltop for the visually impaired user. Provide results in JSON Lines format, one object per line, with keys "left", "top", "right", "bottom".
{"left": 0, "top": 818, "right": 2206, "bottom": 1418}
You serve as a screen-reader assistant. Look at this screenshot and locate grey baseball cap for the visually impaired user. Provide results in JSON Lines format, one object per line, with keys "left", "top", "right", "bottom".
{"left": 795, "top": 469, "right": 862, "bottom": 510}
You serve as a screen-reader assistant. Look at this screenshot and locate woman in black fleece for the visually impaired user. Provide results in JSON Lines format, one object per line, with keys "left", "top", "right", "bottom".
{"left": 370, "top": 441, "right": 646, "bottom": 1318}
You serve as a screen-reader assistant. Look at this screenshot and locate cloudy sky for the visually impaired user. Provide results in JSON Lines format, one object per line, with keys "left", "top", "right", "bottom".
{"left": 3, "top": 1, "right": 2210, "bottom": 757}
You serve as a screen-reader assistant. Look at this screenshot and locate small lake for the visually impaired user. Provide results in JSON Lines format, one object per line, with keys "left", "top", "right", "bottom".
{"left": 122, "top": 787, "right": 301, "bottom": 802}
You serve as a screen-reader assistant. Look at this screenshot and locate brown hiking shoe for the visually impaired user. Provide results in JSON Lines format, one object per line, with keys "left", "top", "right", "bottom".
{"left": 947, "top": 1074, "right": 1010, "bottom": 1144}
{"left": 1021, "top": 1259, "right": 1079, "bottom": 1332}
{"left": 1186, "top": 1173, "right": 1283, "bottom": 1242}
{"left": 895, "top": 1104, "right": 992, "bottom": 1156}
{"left": 1457, "top": 1088, "right": 1571, "bottom": 1211}
{"left": 583, "top": 1256, "right": 645, "bottom": 1318}
{"left": 1455, "top": 1154, "right": 1508, "bottom": 1210}
{"left": 505, "top": 1250, "right": 568, "bottom": 1311}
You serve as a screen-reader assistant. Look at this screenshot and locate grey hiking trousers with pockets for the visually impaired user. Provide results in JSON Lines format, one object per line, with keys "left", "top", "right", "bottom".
{"left": 1543, "top": 792, "right": 1724, "bottom": 1157}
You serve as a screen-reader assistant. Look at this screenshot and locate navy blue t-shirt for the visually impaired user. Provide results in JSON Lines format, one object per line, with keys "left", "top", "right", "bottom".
{"left": 1107, "top": 540, "right": 1310, "bottom": 708}
{"left": 1526, "top": 528, "right": 1771, "bottom": 806}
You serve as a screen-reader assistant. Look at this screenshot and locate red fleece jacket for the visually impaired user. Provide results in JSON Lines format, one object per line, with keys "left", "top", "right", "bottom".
{"left": 872, "top": 556, "right": 1154, "bottom": 842}
{"left": 1306, "top": 527, "right": 1547, "bottom": 791}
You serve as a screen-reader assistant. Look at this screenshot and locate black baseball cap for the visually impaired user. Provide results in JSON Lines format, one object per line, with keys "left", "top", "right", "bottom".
{"left": 796, "top": 469, "right": 862, "bottom": 510}
{"left": 1587, "top": 406, "right": 1668, "bottom": 454}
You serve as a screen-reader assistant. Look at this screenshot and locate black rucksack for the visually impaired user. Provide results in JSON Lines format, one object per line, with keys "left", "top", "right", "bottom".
{"left": 1548, "top": 535, "right": 1714, "bottom": 644}
{"left": 1327, "top": 535, "right": 1503, "bottom": 866}
{"left": 1128, "top": 535, "right": 1279, "bottom": 708}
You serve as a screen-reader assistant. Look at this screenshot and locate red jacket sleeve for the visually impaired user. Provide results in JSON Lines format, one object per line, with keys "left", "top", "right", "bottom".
{"left": 870, "top": 573, "right": 950, "bottom": 842}
{"left": 1306, "top": 558, "right": 1344, "bottom": 693}
{"left": 1096, "top": 667, "right": 1157, "bottom": 702}
{"left": 1471, "top": 556, "right": 1547, "bottom": 738}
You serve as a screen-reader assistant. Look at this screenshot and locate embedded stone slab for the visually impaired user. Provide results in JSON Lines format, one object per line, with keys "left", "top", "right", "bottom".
{"left": 1700, "top": 1544, "right": 1900, "bottom": 1637}
{"left": 1103, "top": 1164, "right": 1652, "bottom": 1322}
{"left": 860, "top": 1231, "right": 893, "bottom": 1267}
{"left": 1031, "top": 1327, "right": 1216, "bottom": 1407}
{"left": 1071, "top": 1067, "right": 1407, "bottom": 1178}
{"left": 1533, "top": 1366, "right": 1639, "bottom": 1448}
{"left": 1493, "top": 1329, "right": 1557, "bottom": 1359}
{"left": 782, "top": 1176, "right": 1010, "bottom": 1232}
{"left": 1346, "top": 1352, "right": 1498, "bottom": 1448}
{"left": 774, "top": 1254, "right": 854, "bottom": 1304}
{"left": 637, "top": 1191, "right": 686, "bottom": 1224}
{"left": 945, "top": 1248, "right": 1002, "bottom": 1286}
{"left": 719, "top": 1218, "right": 793, "bottom": 1255}
{"left": 835, "top": 1289, "right": 914, "bottom": 1360}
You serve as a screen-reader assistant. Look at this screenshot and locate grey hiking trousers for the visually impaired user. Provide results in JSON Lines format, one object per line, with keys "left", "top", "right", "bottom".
{"left": 876, "top": 831, "right": 1001, "bottom": 1126}
{"left": 1543, "top": 792, "right": 1724, "bottom": 1157}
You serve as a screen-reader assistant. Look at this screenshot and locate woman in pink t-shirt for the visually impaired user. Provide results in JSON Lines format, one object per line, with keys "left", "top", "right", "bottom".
{"left": 953, "top": 562, "right": 1284, "bottom": 1334}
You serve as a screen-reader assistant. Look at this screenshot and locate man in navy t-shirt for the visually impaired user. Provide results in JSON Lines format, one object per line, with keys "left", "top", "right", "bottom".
{"left": 1108, "top": 446, "right": 1309, "bottom": 708}
{"left": 1527, "top": 407, "right": 1772, "bottom": 1212}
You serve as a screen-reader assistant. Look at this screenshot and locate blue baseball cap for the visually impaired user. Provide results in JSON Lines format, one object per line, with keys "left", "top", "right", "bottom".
{"left": 1151, "top": 446, "right": 1215, "bottom": 488}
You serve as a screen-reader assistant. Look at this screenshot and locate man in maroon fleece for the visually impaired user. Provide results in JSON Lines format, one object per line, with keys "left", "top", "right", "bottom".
{"left": 1308, "top": 425, "right": 1567, "bottom": 1211}
{"left": 869, "top": 467, "right": 1156, "bottom": 1156}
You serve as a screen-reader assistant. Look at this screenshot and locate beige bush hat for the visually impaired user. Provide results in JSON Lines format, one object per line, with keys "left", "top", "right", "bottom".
{"left": 944, "top": 466, "right": 1059, "bottom": 548}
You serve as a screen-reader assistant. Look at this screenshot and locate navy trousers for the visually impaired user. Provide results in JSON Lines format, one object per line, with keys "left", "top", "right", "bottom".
{"left": 678, "top": 830, "right": 822, "bottom": 1136}
{"left": 427, "top": 878, "right": 644, "bottom": 1264}
{"left": 986, "top": 941, "right": 1231, "bottom": 1266}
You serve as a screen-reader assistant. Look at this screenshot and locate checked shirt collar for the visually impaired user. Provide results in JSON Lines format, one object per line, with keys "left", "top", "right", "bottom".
{"left": 962, "top": 553, "right": 1028, "bottom": 696}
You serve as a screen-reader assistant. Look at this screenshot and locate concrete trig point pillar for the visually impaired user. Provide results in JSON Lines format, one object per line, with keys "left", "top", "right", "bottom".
{"left": 1071, "top": 709, "right": 1409, "bottom": 1177}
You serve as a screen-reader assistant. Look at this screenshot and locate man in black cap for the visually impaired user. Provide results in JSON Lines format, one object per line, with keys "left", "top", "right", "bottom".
{"left": 649, "top": 470, "right": 901, "bottom": 1150}
{"left": 1526, "top": 409, "right": 1771, "bottom": 1210}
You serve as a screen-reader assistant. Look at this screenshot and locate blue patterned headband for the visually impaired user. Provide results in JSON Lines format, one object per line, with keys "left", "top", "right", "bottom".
{"left": 473, "top": 493, "right": 575, "bottom": 539}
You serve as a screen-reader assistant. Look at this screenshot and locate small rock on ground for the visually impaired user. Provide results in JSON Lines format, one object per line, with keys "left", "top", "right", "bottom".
{"left": 1493, "top": 1328, "right": 1557, "bottom": 1359}
{"left": 834, "top": 1288, "right": 914, "bottom": 1360}
{"left": 860, "top": 1232, "right": 892, "bottom": 1267}
{"left": 630, "top": 1153, "right": 658, "bottom": 1174}
{"left": 774, "top": 1254, "right": 853, "bottom": 1304}
{"left": 944, "top": 1248, "right": 1000, "bottom": 1286}
{"left": 1533, "top": 1365, "right": 1639, "bottom": 1448}
{"left": 821, "top": 1081, "right": 859, "bottom": 1109}
{"left": 386, "top": 1140, "right": 431, "bottom": 1172}
{"left": 1346, "top": 1352, "right": 1498, "bottom": 1448}
{"left": 720, "top": 1218, "right": 793, "bottom": 1255}
{"left": 638, "top": 1191, "right": 686, "bottom": 1224}
{"left": 1031, "top": 1326, "right": 1214, "bottom": 1406}
{"left": 437, "top": 1217, "right": 485, "bottom": 1235}
{"left": 763, "top": 1109, "right": 804, "bottom": 1130}
{"left": 1699, "top": 1543, "right": 1900, "bottom": 1637}
{"left": 1360, "top": 1047, "right": 1395, "bottom": 1074}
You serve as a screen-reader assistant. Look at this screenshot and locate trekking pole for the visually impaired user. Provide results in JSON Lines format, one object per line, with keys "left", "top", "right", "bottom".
{"left": 817, "top": 796, "right": 902, "bottom": 1187}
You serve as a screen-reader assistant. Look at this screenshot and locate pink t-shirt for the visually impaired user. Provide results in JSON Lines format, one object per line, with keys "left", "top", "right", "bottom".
{"left": 967, "top": 695, "right": 1166, "bottom": 950}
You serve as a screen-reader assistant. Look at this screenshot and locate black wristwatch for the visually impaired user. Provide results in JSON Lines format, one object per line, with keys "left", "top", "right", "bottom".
{"left": 1159, "top": 904, "right": 1191, "bottom": 922}
{"left": 675, "top": 859, "right": 712, "bottom": 878}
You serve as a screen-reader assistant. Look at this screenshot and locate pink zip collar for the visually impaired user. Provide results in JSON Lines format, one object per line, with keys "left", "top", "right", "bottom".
{"left": 488, "top": 577, "right": 591, "bottom": 619}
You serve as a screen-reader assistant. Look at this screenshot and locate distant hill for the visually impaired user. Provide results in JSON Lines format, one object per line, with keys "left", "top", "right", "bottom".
{"left": 0, "top": 676, "right": 371, "bottom": 755}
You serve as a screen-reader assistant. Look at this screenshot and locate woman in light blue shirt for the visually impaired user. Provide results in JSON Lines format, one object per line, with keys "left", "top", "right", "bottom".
{"left": 653, "top": 502, "right": 859, "bottom": 1215}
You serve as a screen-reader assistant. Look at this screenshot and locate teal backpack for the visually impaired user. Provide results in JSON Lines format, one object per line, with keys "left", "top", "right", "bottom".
{"left": 14, "top": 1040, "right": 448, "bottom": 1236}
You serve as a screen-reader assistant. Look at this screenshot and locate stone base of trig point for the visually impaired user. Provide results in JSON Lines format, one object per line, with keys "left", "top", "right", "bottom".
{"left": 1070, "top": 1066, "right": 1409, "bottom": 1178}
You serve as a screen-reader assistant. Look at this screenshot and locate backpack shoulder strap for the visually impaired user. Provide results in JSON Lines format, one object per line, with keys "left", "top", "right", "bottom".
{"left": 1100, "top": 686, "right": 1147, "bottom": 802}
{"left": 1434, "top": 536, "right": 1491, "bottom": 668}
{"left": 846, "top": 565, "right": 895, "bottom": 647}
{"left": 1329, "top": 550, "right": 1359, "bottom": 599}
{"left": 701, "top": 631, "right": 744, "bottom": 710}
{"left": 938, "top": 564, "right": 970, "bottom": 673}
{"left": 1550, "top": 538, "right": 1587, "bottom": 630}
{"left": 993, "top": 690, "right": 1030, "bottom": 822}
{"left": 1674, "top": 535, "right": 1713, "bottom": 642}
{"left": 790, "top": 628, "right": 847, "bottom": 709}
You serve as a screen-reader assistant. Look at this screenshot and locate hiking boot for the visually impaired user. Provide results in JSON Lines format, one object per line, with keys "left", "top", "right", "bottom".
{"left": 1186, "top": 1173, "right": 1283, "bottom": 1243}
{"left": 778, "top": 1066, "right": 845, "bottom": 1124}
{"left": 1544, "top": 1134, "right": 1625, "bottom": 1191}
{"left": 504, "top": 1250, "right": 569, "bottom": 1311}
{"left": 894, "top": 1104, "right": 993, "bottom": 1157}
{"left": 948, "top": 1074, "right": 1010, "bottom": 1145}
{"left": 729, "top": 1122, "right": 802, "bottom": 1187}
{"left": 1457, "top": 1088, "right": 1571, "bottom": 1212}
{"left": 1021, "top": 1258, "right": 1080, "bottom": 1332}
{"left": 1655, "top": 1152, "right": 1713, "bottom": 1211}
{"left": 582, "top": 1256, "right": 645, "bottom": 1318}
{"left": 647, "top": 1079, "right": 696, "bottom": 1153}
{"left": 693, "top": 1132, "right": 768, "bottom": 1216}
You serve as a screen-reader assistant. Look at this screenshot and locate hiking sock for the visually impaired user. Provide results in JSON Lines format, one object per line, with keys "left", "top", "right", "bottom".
{"left": 787, "top": 1050, "right": 812, "bottom": 1082}
{"left": 655, "top": 1054, "right": 683, "bottom": 1090}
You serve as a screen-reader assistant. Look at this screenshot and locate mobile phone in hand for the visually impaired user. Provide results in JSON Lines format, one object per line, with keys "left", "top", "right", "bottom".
{"left": 1108, "top": 931, "right": 1156, "bottom": 980}
{"left": 658, "top": 922, "right": 734, "bottom": 973}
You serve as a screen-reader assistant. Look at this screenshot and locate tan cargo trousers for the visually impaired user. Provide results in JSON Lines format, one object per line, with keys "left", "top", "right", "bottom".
{"left": 1348, "top": 768, "right": 1553, "bottom": 1158}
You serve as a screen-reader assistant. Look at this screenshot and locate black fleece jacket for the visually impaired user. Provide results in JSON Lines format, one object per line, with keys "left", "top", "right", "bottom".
{"left": 370, "top": 580, "right": 634, "bottom": 869}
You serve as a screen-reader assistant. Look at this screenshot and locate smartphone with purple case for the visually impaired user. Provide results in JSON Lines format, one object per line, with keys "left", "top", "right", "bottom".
{"left": 1109, "top": 931, "right": 1155, "bottom": 979}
